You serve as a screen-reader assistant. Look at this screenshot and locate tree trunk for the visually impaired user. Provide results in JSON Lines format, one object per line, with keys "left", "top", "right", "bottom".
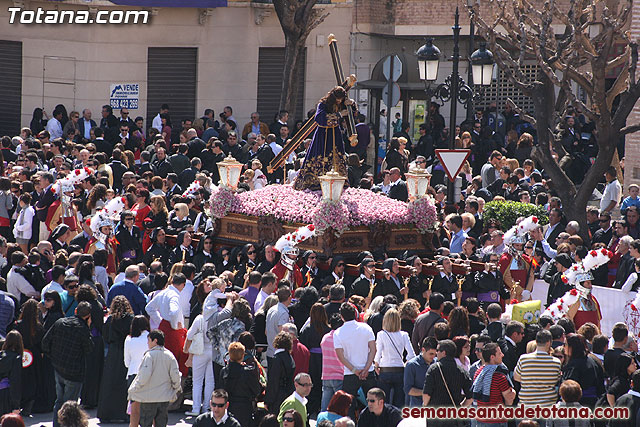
{"left": 280, "top": 37, "right": 306, "bottom": 121}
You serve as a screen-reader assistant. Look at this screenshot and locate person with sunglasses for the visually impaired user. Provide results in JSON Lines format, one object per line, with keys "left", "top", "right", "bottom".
{"left": 115, "top": 211, "right": 142, "bottom": 264}
{"left": 232, "top": 244, "right": 259, "bottom": 288}
{"left": 192, "top": 389, "right": 242, "bottom": 427}
{"left": 277, "top": 373, "right": 312, "bottom": 426}
{"left": 356, "top": 387, "right": 402, "bottom": 427}
{"left": 350, "top": 258, "right": 379, "bottom": 302}
{"left": 300, "top": 250, "right": 323, "bottom": 289}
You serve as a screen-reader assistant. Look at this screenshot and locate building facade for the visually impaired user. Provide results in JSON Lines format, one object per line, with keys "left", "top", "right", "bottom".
{"left": 0, "top": 0, "right": 353, "bottom": 136}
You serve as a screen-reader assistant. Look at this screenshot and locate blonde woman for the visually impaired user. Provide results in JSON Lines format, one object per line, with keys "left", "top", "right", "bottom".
{"left": 168, "top": 202, "right": 192, "bottom": 234}
{"left": 374, "top": 308, "right": 415, "bottom": 407}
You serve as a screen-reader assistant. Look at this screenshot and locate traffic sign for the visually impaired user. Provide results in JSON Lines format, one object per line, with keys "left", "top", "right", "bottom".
{"left": 382, "top": 55, "right": 403, "bottom": 81}
{"left": 382, "top": 82, "right": 401, "bottom": 108}
{"left": 435, "top": 149, "right": 471, "bottom": 182}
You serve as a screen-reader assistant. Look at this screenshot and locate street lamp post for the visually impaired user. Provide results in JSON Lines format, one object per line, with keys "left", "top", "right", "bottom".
{"left": 466, "top": 0, "right": 477, "bottom": 122}
{"left": 416, "top": 6, "right": 494, "bottom": 206}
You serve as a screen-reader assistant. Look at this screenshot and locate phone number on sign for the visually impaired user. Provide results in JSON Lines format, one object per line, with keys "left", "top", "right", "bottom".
{"left": 110, "top": 99, "right": 138, "bottom": 109}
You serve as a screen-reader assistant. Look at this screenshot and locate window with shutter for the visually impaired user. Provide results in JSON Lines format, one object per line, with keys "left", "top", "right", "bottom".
{"left": 0, "top": 40, "right": 22, "bottom": 137}
{"left": 147, "top": 47, "right": 198, "bottom": 138}
{"left": 257, "top": 47, "right": 306, "bottom": 123}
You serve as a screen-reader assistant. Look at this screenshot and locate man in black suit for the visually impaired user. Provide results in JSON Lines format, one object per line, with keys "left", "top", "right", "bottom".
{"left": 69, "top": 220, "right": 92, "bottom": 251}
{"left": 179, "top": 158, "right": 201, "bottom": 189}
{"left": 387, "top": 167, "right": 408, "bottom": 202}
{"left": 152, "top": 147, "right": 173, "bottom": 178}
{"left": 109, "top": 149, "right": 129, "bottom": 193}
{"left": 35, "top": 172, "right": 56, "bottom": 225}
{"left": 543, "top": 208, "right": 566, "bottom": 249}
{"left": 138, "top": 261, "right": 163, "bottom": 295}
{"left": 93, "top": 127, "right": 112, "bottom": 158}
{"left": 615, "top": 239, "right": 640, "bottom": 289}
{"left": 486, "top": 166, "right": 510, "bottom": 198}
{"left": 169, "top": 143, "right": 191, "bottom": 175}
{"left": 100, "top": 104, "right": 120, "bottom": 144}
{"left": 431, "top": 256, "right": 458, "bottom": 302}
{"left": 187, "top": 130, "right": 206, "bottom": 159}
{"left": 222, "top": 132, "right": 243, "bottom": 160}
{"left": 592, "top": 212, "right": 613, "bottom": 245}
{"left": 245, "top": 134, "right": 275, "bottom": 180}
{"left": 165, "top": 173, "right": 182, "bottom": 201}
{"left": 117, "top": 121, "right": 141, "bottom": 155}
{"left": 78, "top": 109, "right": 97, "bottom": 142}
{"left": 138, "top": 151, "right": 153, "bottom": 175}
{"left": 499, "top": 320, "right": 524, "bottom": 371}
{"left": 207, "top": 140, "right": 227, "bottom": 185}
{"left": 118, "top": 108, "right": 136, "bottom": 131}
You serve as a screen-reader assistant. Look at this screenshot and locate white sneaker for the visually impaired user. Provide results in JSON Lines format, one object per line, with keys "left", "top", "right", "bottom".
{"left": 185, "top": 411, "right": 200, "bottom": 416}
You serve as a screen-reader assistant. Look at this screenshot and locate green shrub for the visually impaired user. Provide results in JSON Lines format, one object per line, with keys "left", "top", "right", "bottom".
{"left": 482, "top": 200, "right": 549, "bottom": 231}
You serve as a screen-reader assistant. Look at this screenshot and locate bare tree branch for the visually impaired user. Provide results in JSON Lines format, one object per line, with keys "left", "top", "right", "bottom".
{"left": 620, "top": 123, "right": 640, "bottom": 136}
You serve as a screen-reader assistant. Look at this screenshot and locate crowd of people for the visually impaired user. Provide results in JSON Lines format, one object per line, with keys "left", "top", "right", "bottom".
{"left": 0, "top": 97, "right": 636, "bottom": 427}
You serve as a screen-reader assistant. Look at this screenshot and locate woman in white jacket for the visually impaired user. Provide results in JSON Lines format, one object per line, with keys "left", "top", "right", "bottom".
{"left": 13, "top": 193, "right": 34, "bottom": 253}
{"left": 124, "top": 315, "right": 150, "bottom": 427}
{"left": 183, "top": 312, "right": 214, "bottom": 416}
{"left": 374, "top": 308, "right": 415, "bottom": 408}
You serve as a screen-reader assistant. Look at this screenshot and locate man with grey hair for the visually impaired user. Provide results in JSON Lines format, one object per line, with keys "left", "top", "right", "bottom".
{"left": 565, "top": 221, "right": 580, "bottom": 236}
{"left": 242, "top": 112, "right": 269, "bottom": 140}
{"left": 79, "top": 109, "right": 96, "bottom": 141}
{"left": 106, "top": 265, "right": 147, "bottom": 315}
{"left": 335, "top": 417, "right": 355, "bottom": 427}
{"left": 278, "top": 372, "right": 312, "bottom": 426}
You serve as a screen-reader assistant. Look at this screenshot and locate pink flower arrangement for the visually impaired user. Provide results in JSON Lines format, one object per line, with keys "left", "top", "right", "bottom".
{"left": 407, "top": 196, "right": 439, "bottom": 233}
{"left": 313, "top": 200, "right": 352, "bottom": 236}
{"left": 209, "top": 186, "right": 237, "bottom": 219}
{"left": 208, "top": 185, "right": 438, "bottom": 234}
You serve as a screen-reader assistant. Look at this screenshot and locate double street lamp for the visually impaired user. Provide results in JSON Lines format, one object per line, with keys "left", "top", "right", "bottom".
{"left": 415, "top": 6, "right": 495, "bottom": 204}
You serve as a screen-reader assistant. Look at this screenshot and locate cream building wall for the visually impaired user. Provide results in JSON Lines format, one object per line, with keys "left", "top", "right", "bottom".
{"left": 0, "top": 0, "right": 353, "bottom": 130}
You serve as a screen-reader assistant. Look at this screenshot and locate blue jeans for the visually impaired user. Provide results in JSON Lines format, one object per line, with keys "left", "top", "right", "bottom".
{"left": 377, "top": 371, "right": 405, "bottom": 408}
{"left": 321, "top": 379, "right": 343, "bottom": 412}
{"left": 53, "top": 371, "right": 83, "bottom": 427}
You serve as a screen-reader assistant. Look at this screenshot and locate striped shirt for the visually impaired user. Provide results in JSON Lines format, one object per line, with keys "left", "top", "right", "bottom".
{"left": 473, "top": 366, "right": 511, "bottom": 423}
{"left": 514, "top": 350, "right": 562, "bottom": 406}
{"left": 320, "top": 330, "right": 344, "bottom": 380}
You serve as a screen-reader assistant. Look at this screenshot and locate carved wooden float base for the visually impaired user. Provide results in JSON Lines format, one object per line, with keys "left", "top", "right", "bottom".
{"left": 213, "top": 212, "right": 434, "bottom": 258}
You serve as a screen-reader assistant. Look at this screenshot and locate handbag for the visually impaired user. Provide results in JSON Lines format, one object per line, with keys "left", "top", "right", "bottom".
{"left": 188, "top": 317, "right": 205, "bottom": 355}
